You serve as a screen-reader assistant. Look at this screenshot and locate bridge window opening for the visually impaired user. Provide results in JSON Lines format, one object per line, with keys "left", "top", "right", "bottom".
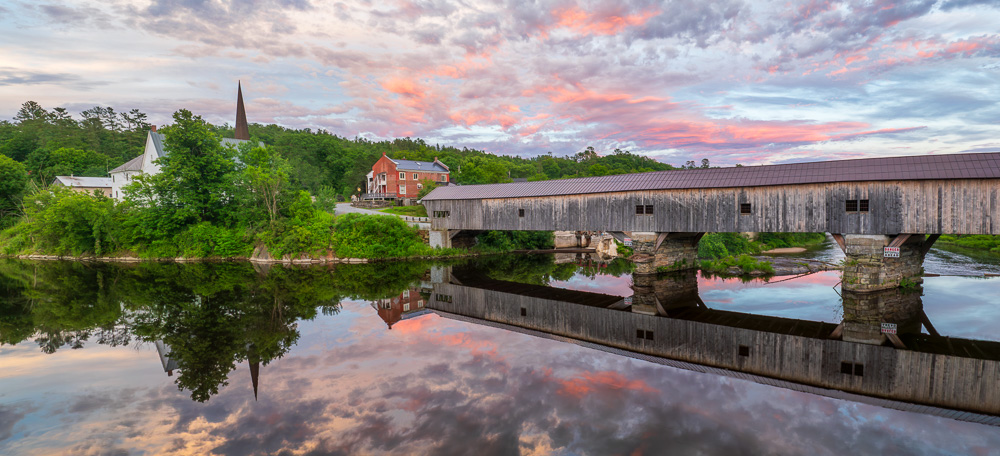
{"left": 740, "top": 203, "right": 751, "bottom": 214}
{"left": 520, "top": 307, "right": 527, "bottom": 316}
{"left": 435, "top": 293, "right": 453, "bottom": 303}
{"left": 846, "top": 200, "right": 858, "bottom": 212}
{"left": 635, "top": 205, "right": 654, "bottom": 215}
{"left": 859, "top": 199, "right": 869, "bottom": 212}
{"left": 518, "top": 209, "right": 524, "bottom": 217}
{"left": 636, "top": 329, "right": 654, "bottom": 340}
{"left": 840, "top": 361, "right": 865, "bottom": 376}
{"left": 738, "top": 345, "right": 750, "bottom": 357}
{"left": 433, "top": 211, "right": 451, "bottom": 218}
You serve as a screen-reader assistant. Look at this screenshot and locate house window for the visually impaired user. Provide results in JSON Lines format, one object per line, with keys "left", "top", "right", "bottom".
{"left": 518, "top": 209, "right": 524, "bottom": 217}
{"left": 441, "top": 175, "right": 447, "bottom": 182}
{"left": 399, "top": 172, "right": 405, "bottom": 179}
{"left": 399, "top": 185, "right": 406, "bottom": 195}
{"left": 403, "top": 303, "right": 410, "bottom": 311}
{"left": 740, "top": 203, "right": 751, "bottom": 214}
{"left": 413, "top": 173, "right": 418, "bottom": 180}
{"left": 112, "top": 175, "right": 115, "bottom": 183}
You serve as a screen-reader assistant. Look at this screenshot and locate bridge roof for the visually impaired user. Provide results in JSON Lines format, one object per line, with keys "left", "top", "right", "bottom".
{"left": 422, "top": 152, "right": 1000, "bottom": 201}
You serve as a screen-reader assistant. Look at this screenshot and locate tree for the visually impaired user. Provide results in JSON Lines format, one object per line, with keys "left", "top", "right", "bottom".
{"left": 459, "top": 155, "right": 511, "bottom": 185}
{"left": 239, "top": 143, "right": 291, "bottom": 229}
{"left": 701, "top": 158, "right": 710, "bottom": 169}
{"left": 0, "top": 155, "right": 28, "bottom": 224}
{"left": 155, "top": 109, "right": 238, "bottom": 225}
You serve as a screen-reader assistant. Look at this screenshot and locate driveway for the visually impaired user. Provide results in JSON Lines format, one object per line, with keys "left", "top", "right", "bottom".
{"left": 334, "top": 203, "right": 430, "bottom": 230}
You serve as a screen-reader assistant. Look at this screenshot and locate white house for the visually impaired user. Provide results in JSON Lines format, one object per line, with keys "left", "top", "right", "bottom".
{"left": 51, "top": 175, "right": 113, "bottom": 197}
{"left": 109, "top": 82, "right": 257, "bottom": 201}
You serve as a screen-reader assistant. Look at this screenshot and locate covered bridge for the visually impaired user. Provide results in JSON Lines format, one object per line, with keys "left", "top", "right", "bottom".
{"left": 422, "top": 152, "right": 1000, "bottom": 290}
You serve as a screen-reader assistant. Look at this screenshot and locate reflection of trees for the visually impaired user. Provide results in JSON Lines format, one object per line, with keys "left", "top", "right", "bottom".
{"left": 0, "top": 259, "right": 434, "bottom": 402}
{"left": 470, "top": 254, "right": 633, "bottom": 285}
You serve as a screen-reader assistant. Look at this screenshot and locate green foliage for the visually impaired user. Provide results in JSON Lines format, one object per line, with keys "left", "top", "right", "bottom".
{"left": 698, "top": 233, "right": 762, "bottom": 258}
{"left": 25, "top": 147, "right": 109, "bottom": 184}
{"left": 153, "top": 109, "right": 238, "bottom": 225}
{"left": 460, "top": 155, "right": 513, "bottom": 184}
{"left": 417, "top": 179, "right": 439, "bottom": 199}
{"left": 4, "top": 187, "right": 117, "bottom": 255}
{"left": 328, "top": 213, "right": 429, "bottom": 258}
{"left": 0, "top": 155, "right": 28, "bottom": 225}
{"left": 174, "top": 222, "right": 253, "bottom": 258}
{"left": 757, "top": 232, "right": 826, "bottom": 249}
{"left": 616, "top": 242, "right": 633, "bottom": 256}
{"left": 476, "top": 230, "right": 554, "bottom": 251}
{"left": 314, "top": 185, "right": 339, "bottom": 212}
{"left": 700, "top": 254, "right": 774, "bottom": 275}
{"left": 937, "top": 235, "right": 1000, "bottom": 255}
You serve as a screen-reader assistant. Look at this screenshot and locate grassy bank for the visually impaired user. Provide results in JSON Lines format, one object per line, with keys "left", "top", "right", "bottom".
{"left": 378, "top": 205, "right": 428, "bottom": 218}
{"left": 936, "top": 235, "right": 1000, "bottom": 255}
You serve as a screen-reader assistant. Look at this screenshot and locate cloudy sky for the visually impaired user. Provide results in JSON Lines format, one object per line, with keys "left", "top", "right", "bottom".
{"left": 1, "top": 0, "right": 999, "bottom": 165}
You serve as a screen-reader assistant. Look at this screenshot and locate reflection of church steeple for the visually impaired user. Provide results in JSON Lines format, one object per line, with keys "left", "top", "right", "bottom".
{"left": 248, "top": 345, "right": 260, "bottom": 401}
{"left": 154, "top": 340, "right": 178, "bottom": 376}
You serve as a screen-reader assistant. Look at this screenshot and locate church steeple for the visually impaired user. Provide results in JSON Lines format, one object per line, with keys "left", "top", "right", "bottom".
{"left": 235, "top": 81, "right": 250, "bottom": 140}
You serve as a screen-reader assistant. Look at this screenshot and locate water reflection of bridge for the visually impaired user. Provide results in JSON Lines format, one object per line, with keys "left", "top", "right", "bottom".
{"left": 427, "top": 268, "right": 1000, "bottom": 425}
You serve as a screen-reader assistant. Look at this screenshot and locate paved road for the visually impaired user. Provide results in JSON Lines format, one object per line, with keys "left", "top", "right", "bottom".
{"left": 334, "top": 203, "right": 431, "bottom": 230}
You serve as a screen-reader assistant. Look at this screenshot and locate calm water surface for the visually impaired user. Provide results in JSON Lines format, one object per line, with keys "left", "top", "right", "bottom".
{"left": 1, "top": 246, "right": 999, "bottom": 455}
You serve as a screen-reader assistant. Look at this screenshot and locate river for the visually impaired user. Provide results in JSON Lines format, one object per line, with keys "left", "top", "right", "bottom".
{"left": 0, "top": 244, "right": 998, "bottom": 455}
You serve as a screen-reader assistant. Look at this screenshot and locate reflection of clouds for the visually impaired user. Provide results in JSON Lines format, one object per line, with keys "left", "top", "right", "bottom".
{"left": 5, "top": 300, "right": 1000, "bottom": 454}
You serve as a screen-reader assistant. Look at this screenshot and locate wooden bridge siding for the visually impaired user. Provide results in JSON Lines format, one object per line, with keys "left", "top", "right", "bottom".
{"left": 430, "top": 283, "right": 1000, "bottom": 414}
{"left": 425, "top": 179, "right": 1000, "bottom": 235}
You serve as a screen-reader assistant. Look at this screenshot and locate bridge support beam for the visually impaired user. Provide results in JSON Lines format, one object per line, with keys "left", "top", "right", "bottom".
{"left": 841, "top": 234, "right": 935, "bottom": 292}
{"left": 631, "top": 232, "right": 704, "bottom": 275}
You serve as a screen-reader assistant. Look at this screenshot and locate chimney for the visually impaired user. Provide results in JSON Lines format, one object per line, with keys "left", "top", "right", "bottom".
{"left": 150, "top": 125, "right": 157, "bottom": 132}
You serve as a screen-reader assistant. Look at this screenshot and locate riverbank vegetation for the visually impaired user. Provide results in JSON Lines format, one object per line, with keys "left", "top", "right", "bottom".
{"left": 936, "top": 235, "right": 1000, "bottom": 255}
{"left": 697, "top": 232, "right": 826, "bottom": 259}
{"left": 0, "top": 110, "right": 469, "bottom": 260}
{"left": 700, "top": 254, "right": 775, "bottom": 275}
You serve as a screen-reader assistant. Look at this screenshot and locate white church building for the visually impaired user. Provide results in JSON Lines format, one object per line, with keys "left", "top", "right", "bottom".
{"left": 107, "top": 83, "right": 256, "bottom": 200}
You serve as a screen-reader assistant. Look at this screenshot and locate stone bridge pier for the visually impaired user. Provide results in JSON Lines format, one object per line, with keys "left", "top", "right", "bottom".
{"left": 622, "top": 232, "right": 704, "bottom": 275}
{"left": 840, "top": 287, "right": 931, "bottom": 348}
{"left": 630, "top": 270, "right": 702, "bottom": 315}
{"left": 837, "top": 234, "right": 938, "bottom": 293}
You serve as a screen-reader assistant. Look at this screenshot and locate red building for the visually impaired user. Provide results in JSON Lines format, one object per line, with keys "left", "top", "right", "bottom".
{"left": 366, "top": 153, "right": 450, "bottom": 198}
{"left": 372, "top": 288, "right": 429, "bottom": 329}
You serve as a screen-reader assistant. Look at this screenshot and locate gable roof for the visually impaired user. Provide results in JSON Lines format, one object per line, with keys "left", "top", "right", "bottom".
{"left": 422, "top": 152, "right": 1000, "bottom": 201}
{"left": 148, "top": 132, "right": 261, "bottom": 159}
{"left": 52, "top": 176, "right": 113, "bottom": 188}
{"left": 390, "top": 158, "right": 449, "bottom": 173}
{"left": 109, "top": 155, "right": 144, "bottom": 174}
